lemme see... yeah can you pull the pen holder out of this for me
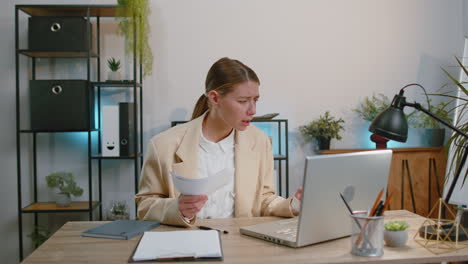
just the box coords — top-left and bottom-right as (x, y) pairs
(350, 211), (384, 257)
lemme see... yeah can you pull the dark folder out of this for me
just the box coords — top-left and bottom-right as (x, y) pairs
(81, 220), (160, 240)
(119, 102), (135, 156)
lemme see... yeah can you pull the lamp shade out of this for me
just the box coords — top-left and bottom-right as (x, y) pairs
(369, 106), (408, 143)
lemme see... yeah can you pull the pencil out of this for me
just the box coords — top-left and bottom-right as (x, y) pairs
(380, 192), (393, 216)
(368, 188), (384, 217)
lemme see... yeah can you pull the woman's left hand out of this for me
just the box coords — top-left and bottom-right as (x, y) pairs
(294, 187), (303, 201)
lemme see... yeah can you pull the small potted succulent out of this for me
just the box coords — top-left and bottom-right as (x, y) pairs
(299, 111), (345, 150)
(45, 172), (83, 207)
(107, 57), (122, 81)
(384, 220), (410, 247)
(108, 200), (130, 220)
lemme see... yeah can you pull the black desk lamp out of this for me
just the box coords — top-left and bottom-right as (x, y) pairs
(369, 83), (468, 205)
(369, 83), (468, 240)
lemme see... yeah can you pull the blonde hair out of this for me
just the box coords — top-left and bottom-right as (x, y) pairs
(191, 57), (260, 120)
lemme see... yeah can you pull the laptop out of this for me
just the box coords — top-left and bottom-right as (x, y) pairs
(240, 150), (392, 247)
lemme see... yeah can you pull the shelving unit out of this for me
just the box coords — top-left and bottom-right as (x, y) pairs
(171, 119), (289, 197)
(252, 119), (289, 197)
(15, 5), (143, 260)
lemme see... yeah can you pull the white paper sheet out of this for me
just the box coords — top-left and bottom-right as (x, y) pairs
(171, 168), (233, 195)
(132, 230), (222, 261)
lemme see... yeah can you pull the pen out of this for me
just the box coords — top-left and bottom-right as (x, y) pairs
(373, 200), (384, 216)
(380, 192), (393, 216)
(198, 225), (229, 234)
(368, 188), (384, 217)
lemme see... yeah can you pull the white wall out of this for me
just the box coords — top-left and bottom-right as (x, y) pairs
(0, 0), (466, 262)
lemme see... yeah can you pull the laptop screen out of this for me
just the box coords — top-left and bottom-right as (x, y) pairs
(296, 150), (392, 247)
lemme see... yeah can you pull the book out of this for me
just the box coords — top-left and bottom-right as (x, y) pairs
(81, 220), (160, 240)
(130, 230), (223, 262)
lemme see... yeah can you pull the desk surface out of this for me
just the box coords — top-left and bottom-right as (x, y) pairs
(22, 210), (468, 264)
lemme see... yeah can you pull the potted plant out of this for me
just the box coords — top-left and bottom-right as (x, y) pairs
(107, 57), (122, 81)
(108, 200), (130, 220)
(299, 111), (345, 150)
(413, 100), (453, 147)
(45, 172), (83, 207)
(116, 0), (153, 78)
(27, 225), (51, 248)
(384, 220), (409, 247)
(432, 56), (468, 185)
(353, 93), (391, 122)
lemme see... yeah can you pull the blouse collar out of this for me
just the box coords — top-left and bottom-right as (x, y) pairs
(199, 128), (235, 153)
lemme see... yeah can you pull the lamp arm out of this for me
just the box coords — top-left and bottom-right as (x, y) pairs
(405, 102), (468, 139)
(405, 101), (468, 205)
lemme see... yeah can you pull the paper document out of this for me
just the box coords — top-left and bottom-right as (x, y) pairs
(171, 168), (233, 195)
(132, 230), (223, 261)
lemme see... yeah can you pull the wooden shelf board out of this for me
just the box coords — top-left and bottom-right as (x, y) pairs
(19, 50), (98, 58)
(22, 201), (99, 212)
(274, 155), (286, 160)
(319, 147), (444, 154)
(18, 5), (120, 17)
(91, 153), (142, 159)
(20, 129), (98, 133)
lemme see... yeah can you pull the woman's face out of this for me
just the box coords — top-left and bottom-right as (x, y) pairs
(210, 81), (259, 131)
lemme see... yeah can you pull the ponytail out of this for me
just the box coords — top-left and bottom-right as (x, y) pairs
(192, 57), (260, 120)
(191, 94), (209, 120)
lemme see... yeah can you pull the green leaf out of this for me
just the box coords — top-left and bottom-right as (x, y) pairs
(384, 220), (409, 231)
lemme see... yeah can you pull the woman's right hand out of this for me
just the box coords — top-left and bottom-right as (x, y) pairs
(178, 195), (208, 219)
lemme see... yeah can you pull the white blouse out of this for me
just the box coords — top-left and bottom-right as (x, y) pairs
(192, 128), (300, 220)
(196, 129), (236, 219)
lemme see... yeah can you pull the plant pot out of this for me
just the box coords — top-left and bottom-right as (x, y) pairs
(56, 193), (71, 207)
(425, 128), (445, 147)
(107, 71), (122, 81)
(384, 229), (408, 247)
(316, 137), (331, 150)
(108, 212), (130, 221)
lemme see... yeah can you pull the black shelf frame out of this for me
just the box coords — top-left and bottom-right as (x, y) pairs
(170, 119), (289, 197)
(15, 5), (144, 261)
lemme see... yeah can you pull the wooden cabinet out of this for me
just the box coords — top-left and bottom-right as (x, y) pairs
(320, 147), (448, 217)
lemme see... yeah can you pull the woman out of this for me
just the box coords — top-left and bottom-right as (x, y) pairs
(136, 57), (302, 227)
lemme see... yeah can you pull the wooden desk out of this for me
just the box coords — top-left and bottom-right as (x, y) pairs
(22, 210), (468, 264)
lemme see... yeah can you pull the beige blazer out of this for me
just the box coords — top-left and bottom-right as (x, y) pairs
(136, 113), (294, 227)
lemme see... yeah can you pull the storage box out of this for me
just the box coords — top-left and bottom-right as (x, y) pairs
(28, 17), (90, 51)
(30, 80), (95, 131)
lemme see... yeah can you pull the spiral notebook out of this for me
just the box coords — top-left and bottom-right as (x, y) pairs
(129, 230), (223, 262)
